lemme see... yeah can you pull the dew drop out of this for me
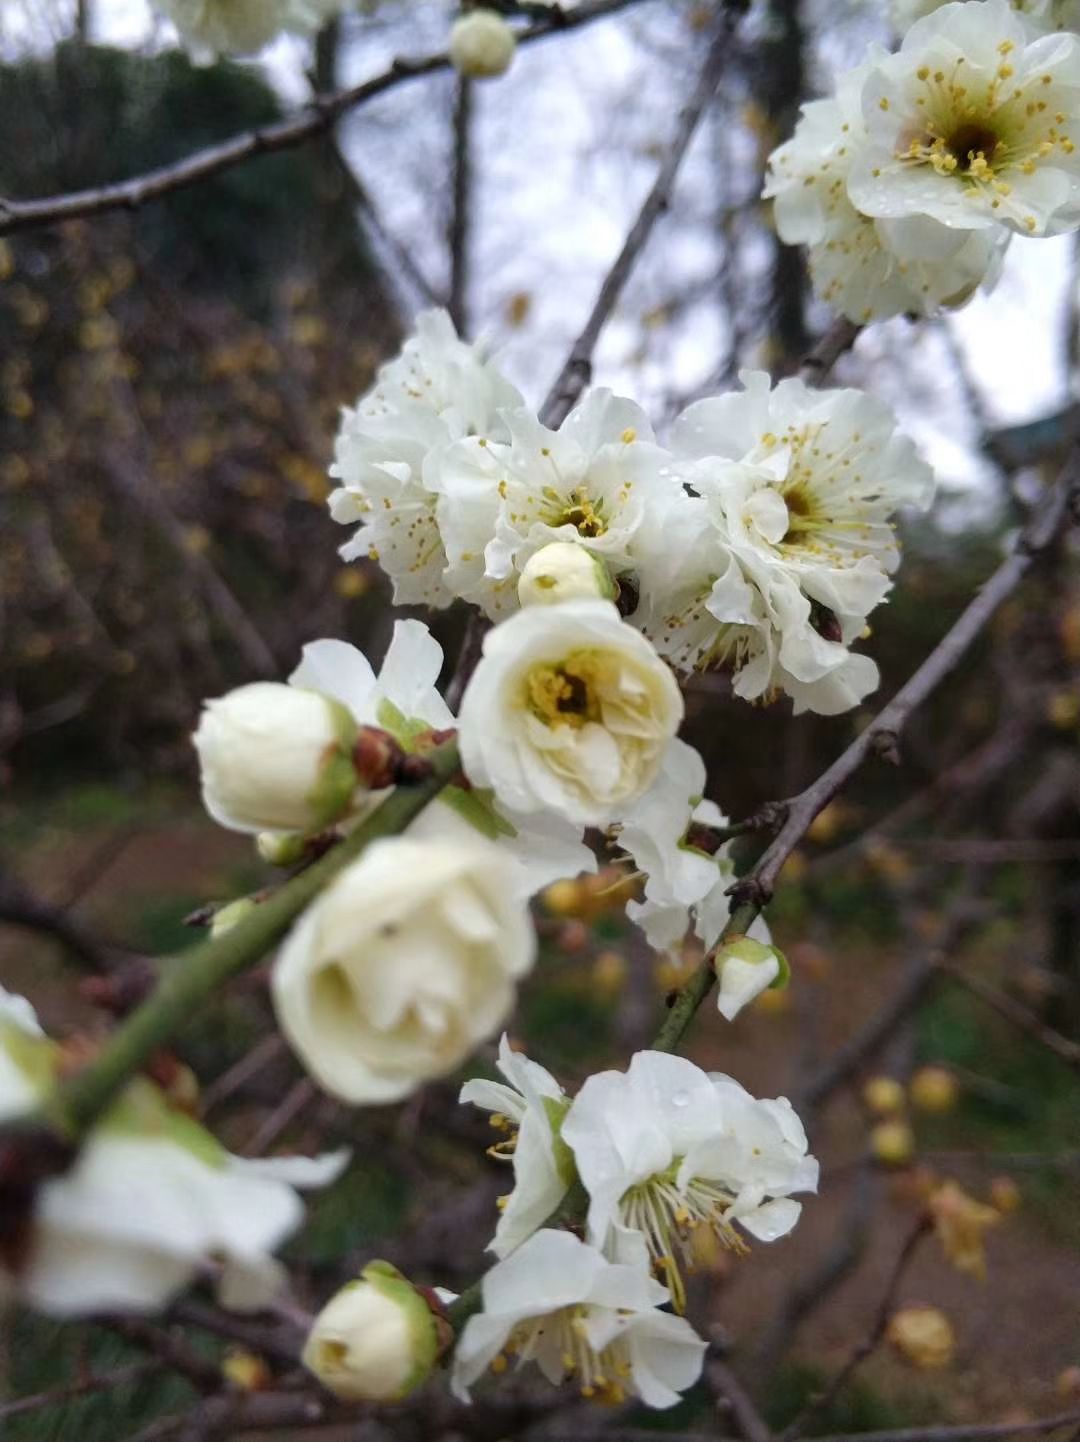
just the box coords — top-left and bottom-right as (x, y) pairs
(671, 1091), (690, 1108)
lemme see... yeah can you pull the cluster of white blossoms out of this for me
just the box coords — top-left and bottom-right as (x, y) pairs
(764, 0), (1080, 322)
(331, 309), (933, 715)
(0, 987), (347, 1316)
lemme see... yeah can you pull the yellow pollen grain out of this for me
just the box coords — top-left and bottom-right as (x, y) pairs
(879, 97), (889, 110)
(621, 427), (637, 444)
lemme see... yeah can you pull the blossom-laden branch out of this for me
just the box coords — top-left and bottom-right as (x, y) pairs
(0, 740), (460, 1170)
(0, 0), (653, 239)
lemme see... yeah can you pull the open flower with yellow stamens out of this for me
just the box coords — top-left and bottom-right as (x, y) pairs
(432, 389), (681, 620)
(460, 1036), (577, 1258)
(458, 600), (683, 826)
(849, 0), (1080, 238)
(450, 1229), (707, 1408)
(640, 372), (931, 714)
(330, 309), (522, 608)
(764, 61), (1010, 324)
(561, 1053), (818, 1314)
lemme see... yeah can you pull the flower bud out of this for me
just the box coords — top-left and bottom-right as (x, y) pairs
(210, 897), (258, 940)
(518, 543), (617, 608)
(909, 1065), (958, 1114)
(449, 8), (516, 78)
(302, 1262), (441, 1402)
(256, 831), (308, 867)
(887, 1306), (955, 1369)
(870, 1119), (916, 1167)
(194, 683), (360, 836)
(714, 936), (788, 1021)
(863, 1075), (906, 1116)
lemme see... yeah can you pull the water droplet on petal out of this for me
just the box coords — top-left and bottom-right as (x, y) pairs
(671, 1091), (690, 1108)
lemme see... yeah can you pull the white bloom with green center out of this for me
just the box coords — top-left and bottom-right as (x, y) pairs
(460, 1035), (576, 1258)
(193, 681), (360, 837)
(302, 1261), (441, 1402)
(849, 0), (1080, 238)
(458, 600), (684, 827)
(330, 309), (522, 608)
(450, 1229), (707, 1408)
(616, 739), (772, 960)
(432, 389), (682, 620)
(271, 836), (537, 1105)
(764, 62), (1010, 324)
(561, 1052), (818, 1312)
(158, 0), (343, 61)
(0, 995), (348, 1318)
(290, 620), (594, 896)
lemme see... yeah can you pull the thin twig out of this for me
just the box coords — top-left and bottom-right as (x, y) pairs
(779, 1218), (931, 1442)
(0, 0), (653, 238)
(733, 452), (1080, 912)
(709, 1358), (773, 1442)
(242, 1077), (318, 1156)
(539, 1), (748, 428)
(937, 958), (1080, 1070)
(0, 1362), (157, 1423)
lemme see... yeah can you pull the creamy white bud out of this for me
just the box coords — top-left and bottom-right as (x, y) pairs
(449, 9), (516, 77)
(194, 683), (359, 836)
(714, 936), (787, 1021)
(271, 836), (536, 1104)
(302, 1262), (441, 1402)
(517, 543), (617, 608)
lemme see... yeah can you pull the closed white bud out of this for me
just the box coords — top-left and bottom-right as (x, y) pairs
(518, 543), (617, 609)
(449, 8), (516, 77)
(714, 936), (787, 1021)
(302, 1262), (442, 1402)
(194, 683), (359, 837)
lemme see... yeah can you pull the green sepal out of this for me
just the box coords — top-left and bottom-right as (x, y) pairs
(359, 1260), (440, 1399)
(441, 784), (517, 841)
(541, 1095), (578, 1188)
(375, 698), (433, 753)
(102, 1076), (228, 1170)
(297, 692), (360, 830)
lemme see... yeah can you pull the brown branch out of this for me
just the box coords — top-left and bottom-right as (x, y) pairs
(448, 75), (474, 334)
(779, 1217), (932, 1442)
(575, 1414), (1080, 1442)
(798, 317), (862, 384)
(0, 0), (653, 239)
(241, 1076), (318, 1155)
(709, 1358), (773, 1442)
(937, 958), (1080, 1070)
(732, 452), (1080, 912)
(0, 1362), (157, 1423)
(539, 0), (748, 428)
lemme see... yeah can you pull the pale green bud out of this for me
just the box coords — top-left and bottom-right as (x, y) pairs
(449, 9), (516, 78)
(714, 935), (789, 1021)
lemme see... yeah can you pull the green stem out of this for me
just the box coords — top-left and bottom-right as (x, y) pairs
(43, 741), (460, 1144)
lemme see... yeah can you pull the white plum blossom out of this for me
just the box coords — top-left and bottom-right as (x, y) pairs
(460, 1035), (576, 1258)
(458, 600), (684, 826)
(764, 62), (1010, 323)
(450, 8), (517, 77)
(616, 739), (771, 960)
(271, 836), (537, 1105)
(450, 1229), (707, 1408)
(433, 390), (682, 619)
(158, 0), (343, 61)
(0, 993), (347, 1317)
(290, 620), (594, 897)
(640, 372), (933, 714)
(561, 1052), (818, 1312)
(849, 1), (1080, 239)
(302, 1262), (441, 1402)
(193, 682), (359, 836)
(330, 309), (522, 607)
